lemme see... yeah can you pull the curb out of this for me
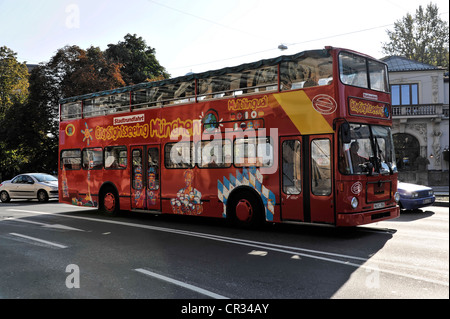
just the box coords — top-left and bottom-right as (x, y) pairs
(434, 201), (449, 207)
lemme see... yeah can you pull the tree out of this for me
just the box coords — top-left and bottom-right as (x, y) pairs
(0, 65), (59, 178)
(105, 33), (170, 85)
(11, 46), (126, 176)
(0, 47), (30, 179)
(382, 2), (449, 70)
(0, 46), (29, 117)
(0, 35), (169, 179)
(45, 45), (125, 99)
(64, 46), (125, 97)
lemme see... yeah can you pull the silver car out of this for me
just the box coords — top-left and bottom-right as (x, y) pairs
(0, 173), (59, 203)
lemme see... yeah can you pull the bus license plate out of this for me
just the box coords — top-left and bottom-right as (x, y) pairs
(374, 202), (385, 209)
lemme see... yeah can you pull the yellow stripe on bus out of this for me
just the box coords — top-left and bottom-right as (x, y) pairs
(273, 90), (333, 135)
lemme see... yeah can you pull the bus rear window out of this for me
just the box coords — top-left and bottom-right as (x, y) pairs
(61, 149), (81, 170)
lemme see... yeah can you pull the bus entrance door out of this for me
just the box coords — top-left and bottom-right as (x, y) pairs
(131, 145), (161, 212)
(280, 135), (334, 224)
(280, 137), (304, 221)
(308, 135), (334, 224)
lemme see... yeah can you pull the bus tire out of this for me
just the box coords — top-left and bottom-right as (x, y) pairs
(99, 186), (120, 216)
(227, 188), (264, 228)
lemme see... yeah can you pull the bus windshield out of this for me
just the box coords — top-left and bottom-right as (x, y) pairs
(339, 123), (397, 175)
(339, 52), (389, 92)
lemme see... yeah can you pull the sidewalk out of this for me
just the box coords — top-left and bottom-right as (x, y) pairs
(431, 186), (449, 196)
(431, 186), (449, 207)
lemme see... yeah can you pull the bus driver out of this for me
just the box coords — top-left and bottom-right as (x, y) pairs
(350, 141), (368, 173)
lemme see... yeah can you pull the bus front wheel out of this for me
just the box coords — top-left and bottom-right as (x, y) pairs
(100, 187), (120, 216)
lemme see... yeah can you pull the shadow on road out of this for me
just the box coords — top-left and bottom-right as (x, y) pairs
(390, 209), (434, 222)
(1, 202), (396, 299)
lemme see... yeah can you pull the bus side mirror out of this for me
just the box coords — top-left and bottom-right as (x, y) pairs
(340, 122), (351, 144)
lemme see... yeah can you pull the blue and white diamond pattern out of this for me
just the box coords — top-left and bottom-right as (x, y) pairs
(218, 167), (276, 221)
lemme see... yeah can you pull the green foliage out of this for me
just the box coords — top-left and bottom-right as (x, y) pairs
(0, 146), (29, 179)
(106, 33), (170, 85)
(43, 45), (125, 100)
(0, 46), (29, 118)
(0, 34), (169, 180)
(382, 2), (449, 70)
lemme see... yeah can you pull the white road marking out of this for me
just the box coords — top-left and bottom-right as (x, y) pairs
(134, 268), (228, 299)
(248, 250), (268, 256)
(6, 217), (85, 231)
(7, 208), (449, 286)
(9, 233), (68, 249)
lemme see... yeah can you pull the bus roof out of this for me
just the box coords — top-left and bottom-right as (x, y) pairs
(59, 48), (335, 104)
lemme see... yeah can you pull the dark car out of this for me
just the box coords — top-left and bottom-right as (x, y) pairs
(0, 173), (58, 203)
(397, 182), (435, 210)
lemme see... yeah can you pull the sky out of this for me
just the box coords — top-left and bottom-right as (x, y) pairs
(1, 0), (449, 78)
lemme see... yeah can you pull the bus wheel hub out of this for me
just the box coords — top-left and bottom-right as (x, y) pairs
(236, 199), (253, 222)
(104, 193), (115, 211)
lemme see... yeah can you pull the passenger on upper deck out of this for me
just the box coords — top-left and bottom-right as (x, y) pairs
(303, 72), (319, 88)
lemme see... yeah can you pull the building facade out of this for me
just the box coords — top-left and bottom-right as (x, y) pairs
(382, 56), (449, 186)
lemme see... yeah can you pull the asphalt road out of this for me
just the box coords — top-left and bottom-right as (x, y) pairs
(0, 200), (448, 305)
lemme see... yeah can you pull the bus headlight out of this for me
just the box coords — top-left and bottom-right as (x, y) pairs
(394, 192), (400, 203)
(351, 197), (358, 209)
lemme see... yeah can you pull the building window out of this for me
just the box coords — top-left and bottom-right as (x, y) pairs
(391, 84), (418, 106)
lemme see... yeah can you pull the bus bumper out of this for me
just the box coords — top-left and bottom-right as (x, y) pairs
(336, 206), (400, 227)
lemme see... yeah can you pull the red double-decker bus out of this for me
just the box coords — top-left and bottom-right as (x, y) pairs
(59, 46), (400, 227)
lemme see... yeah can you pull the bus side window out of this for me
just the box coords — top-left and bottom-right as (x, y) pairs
(164, 142), (194, 169)
(200, 140), (232, 168)
(105, 146), (127, 169)
(82, 148), (103, 170)
(234, 137), (273, 168)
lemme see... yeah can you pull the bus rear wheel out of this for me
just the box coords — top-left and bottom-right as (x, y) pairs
(228, 189), (263, 228)
(100, 187), (120, 216)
